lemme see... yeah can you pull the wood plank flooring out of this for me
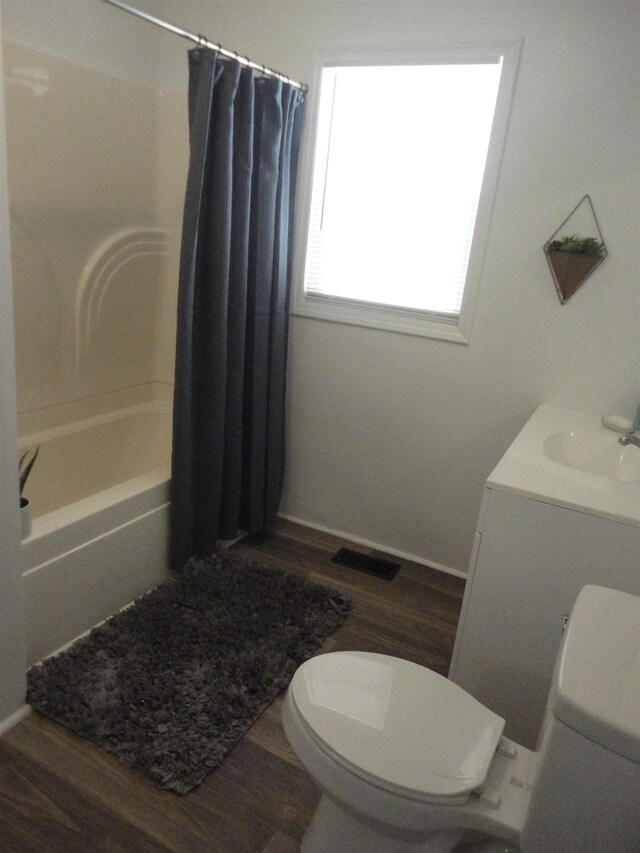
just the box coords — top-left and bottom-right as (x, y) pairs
(0, 519), (465, 852)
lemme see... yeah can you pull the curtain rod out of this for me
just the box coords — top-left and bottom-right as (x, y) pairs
(100, 0), (307, 93)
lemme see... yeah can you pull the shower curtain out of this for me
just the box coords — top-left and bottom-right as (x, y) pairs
(170, 49), (305, 567)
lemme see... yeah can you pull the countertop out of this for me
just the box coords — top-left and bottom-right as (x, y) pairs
(487, 404), (640, 527)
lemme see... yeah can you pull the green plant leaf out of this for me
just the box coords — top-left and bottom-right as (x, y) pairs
(19, 445), (39, 495)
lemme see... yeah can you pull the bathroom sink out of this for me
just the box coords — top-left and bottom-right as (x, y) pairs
(487, 405), (640, 526)
(543, 431), (640, 482)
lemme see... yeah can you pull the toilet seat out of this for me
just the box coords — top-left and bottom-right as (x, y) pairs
(289, 651), (505, 804)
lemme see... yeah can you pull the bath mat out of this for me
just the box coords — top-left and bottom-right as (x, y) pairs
(26, 551), (352, 794)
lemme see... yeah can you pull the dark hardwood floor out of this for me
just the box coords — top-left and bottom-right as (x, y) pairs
(0, 519), (465, 852)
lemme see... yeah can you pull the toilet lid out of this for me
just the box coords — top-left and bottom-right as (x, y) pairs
(290, 651), (505, 803)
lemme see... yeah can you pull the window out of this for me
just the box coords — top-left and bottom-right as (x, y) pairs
(293, 44), (521, 342)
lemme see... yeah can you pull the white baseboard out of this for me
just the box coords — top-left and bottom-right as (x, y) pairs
(277, 513), (468, 580)
(0, 704), (30, 737)
(218, 530), (247, 548)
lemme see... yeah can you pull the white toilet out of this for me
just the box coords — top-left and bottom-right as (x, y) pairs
(282, 585), (640, 852)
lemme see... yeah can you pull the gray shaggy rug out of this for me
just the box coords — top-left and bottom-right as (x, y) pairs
(26, 551), (352, 793)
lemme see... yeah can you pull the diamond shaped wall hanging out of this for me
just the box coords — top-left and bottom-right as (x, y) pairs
(543, 195), (607, 304)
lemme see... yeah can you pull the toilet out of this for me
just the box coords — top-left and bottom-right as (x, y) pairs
(282, 585), (640, 852)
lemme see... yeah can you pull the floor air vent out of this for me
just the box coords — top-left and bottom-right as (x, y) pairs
(331, 548), (400, 581)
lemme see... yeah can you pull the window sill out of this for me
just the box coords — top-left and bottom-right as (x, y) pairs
(291, 295), (471, 343)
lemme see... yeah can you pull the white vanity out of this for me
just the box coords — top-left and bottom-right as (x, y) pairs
(449, 404), (640, 749)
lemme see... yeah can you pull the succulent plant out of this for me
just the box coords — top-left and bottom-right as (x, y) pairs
(546, 234), (605, 256)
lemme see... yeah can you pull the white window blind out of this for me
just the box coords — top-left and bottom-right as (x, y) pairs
(304, 62), (503, 320)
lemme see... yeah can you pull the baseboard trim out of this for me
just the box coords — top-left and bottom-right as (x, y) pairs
(0, 704), (31, 736)
(277, 513), (468, 580)
(218, 531), (247, 549)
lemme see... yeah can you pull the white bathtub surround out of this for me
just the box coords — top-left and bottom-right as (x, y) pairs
(2, 37), (181, 413)
(20, 383), (173, 666)
(19, 384), (172, 518)
(0, 0), (182, 732)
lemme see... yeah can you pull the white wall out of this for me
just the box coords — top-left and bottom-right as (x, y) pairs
(0, 11), (27, 731)
(154, 0), (639, 574)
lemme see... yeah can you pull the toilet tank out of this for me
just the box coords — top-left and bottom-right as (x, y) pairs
(521, 585), (640, 853)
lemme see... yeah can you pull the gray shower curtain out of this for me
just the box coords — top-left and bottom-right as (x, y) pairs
(170, 49), (305, 567)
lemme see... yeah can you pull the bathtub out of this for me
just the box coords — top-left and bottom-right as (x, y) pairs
(19, 384), (173, 665)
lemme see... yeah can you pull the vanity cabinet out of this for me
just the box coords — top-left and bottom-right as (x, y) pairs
(449, 405), (640, 750)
